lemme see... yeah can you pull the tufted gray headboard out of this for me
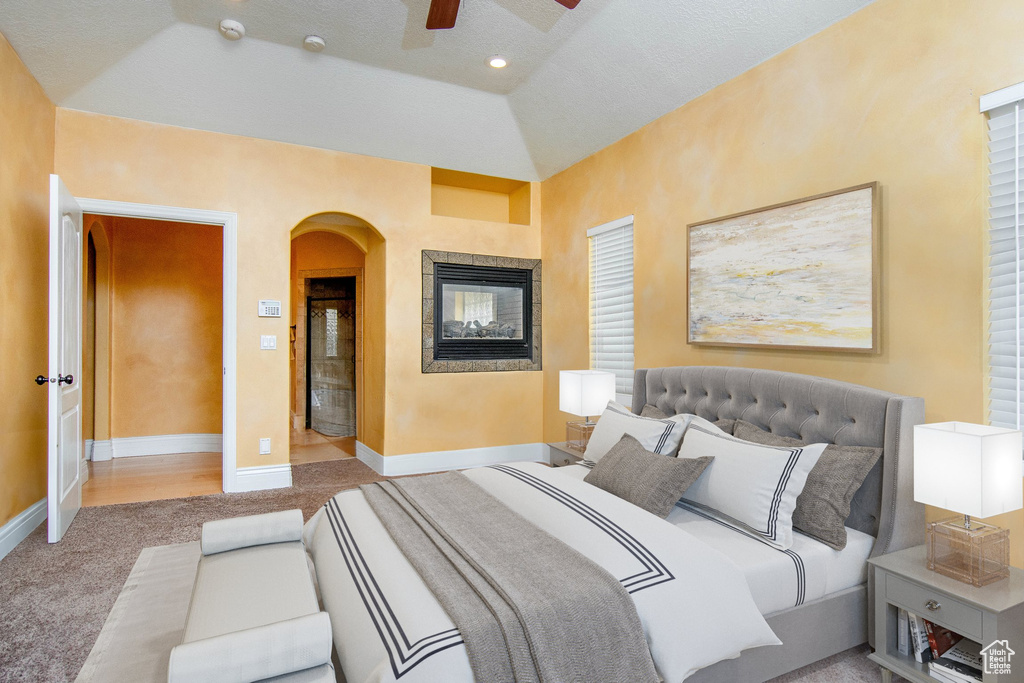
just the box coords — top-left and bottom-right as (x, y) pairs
(632, 366), (925, 558)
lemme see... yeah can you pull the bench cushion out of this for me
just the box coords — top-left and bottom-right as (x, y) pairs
(183, 541), (319, 643)
(168, 613), (332, 683)
(201, 509), (304, 556)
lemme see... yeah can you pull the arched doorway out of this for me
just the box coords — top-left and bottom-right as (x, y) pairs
(289, 212), (385, 463)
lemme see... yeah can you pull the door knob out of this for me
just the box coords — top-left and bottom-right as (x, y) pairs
(58, 374), (74, 386)
(35, 375), (49, 385)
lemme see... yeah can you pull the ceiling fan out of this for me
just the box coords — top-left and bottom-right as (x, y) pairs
(426, 0), (582, 30)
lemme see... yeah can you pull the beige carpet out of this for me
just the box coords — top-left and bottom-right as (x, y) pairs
(74, 542), (200, 683)
(0, 458), (382, 683)
(0, 457), (900, 682)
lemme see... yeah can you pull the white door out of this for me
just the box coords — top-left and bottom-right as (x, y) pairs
(47, 175), (83, 543)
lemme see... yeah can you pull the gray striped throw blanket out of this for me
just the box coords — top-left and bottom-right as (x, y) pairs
(361, 472), (659, 683)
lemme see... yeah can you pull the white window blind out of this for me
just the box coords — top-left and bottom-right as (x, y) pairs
(986, 94), (1024, 430)
(589, 216), (634, 404)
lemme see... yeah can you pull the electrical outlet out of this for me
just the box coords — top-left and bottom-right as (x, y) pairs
(259, 438), (271, 455)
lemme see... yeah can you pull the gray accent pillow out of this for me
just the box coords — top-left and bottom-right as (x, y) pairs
(640, 404), (668, 418)
(846, 458), (883, 538)
(584, 434), (713, 518)
(731, 420), (882, 550)
(640, 405), (736, 434)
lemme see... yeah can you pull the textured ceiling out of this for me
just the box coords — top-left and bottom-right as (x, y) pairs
(0, 0), (873, 181)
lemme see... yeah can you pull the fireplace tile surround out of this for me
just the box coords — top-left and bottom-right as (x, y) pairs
(422, 250), (541, 373)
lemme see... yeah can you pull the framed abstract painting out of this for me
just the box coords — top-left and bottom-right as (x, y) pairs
(687, 182), (879, 352)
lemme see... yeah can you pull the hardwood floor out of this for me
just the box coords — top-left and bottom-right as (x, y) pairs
(81, 429), (355, 507)
(289, 428), (356, 464)
(82, 452), (222, 507)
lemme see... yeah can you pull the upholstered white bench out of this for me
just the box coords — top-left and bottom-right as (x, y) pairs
(167, 510), (335, 683)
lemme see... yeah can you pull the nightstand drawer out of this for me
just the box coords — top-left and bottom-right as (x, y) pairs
(886, 574), (983, 639)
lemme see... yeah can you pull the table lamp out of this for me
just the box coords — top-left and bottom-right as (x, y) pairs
(914, 422), (1023, 586)
(559, 370), (616, 453)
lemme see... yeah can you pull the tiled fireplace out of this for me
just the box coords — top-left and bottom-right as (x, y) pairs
(422, 250), (541, 373)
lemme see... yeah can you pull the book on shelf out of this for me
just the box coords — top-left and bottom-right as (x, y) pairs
(897, 607), (910, 656)
(929, 638), (983, 682)
(907, 611), (933, 663)
(929, 667), (966, 683)
(924, 618), (962, 659)
(927, 666), (971, 683)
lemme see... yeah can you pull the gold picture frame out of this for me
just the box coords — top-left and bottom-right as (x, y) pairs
(687, 182), (880, 352)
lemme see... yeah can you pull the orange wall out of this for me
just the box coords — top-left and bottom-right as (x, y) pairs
(54, 110), (544, 464)
(102, 216), (223, 438)
(0, 32), (54, 528)
(289, 230), (366, 417)
(83, 233), (96, 440)
(540, 0), (1024, 565)
(84, 216), (114, 443)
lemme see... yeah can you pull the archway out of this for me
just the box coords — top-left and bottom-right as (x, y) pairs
(289, 212), (386, 461)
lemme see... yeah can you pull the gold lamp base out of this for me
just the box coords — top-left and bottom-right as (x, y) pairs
(565, 420), (595, 453)
(927, 516), (1009, 587)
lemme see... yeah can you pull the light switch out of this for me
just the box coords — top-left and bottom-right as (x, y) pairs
(259, 438), (271, 455)
(260, 335), (277, 350)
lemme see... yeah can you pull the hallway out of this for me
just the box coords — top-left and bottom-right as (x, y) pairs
(81, 428), (355, 507)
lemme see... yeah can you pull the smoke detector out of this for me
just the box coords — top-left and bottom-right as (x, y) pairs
(219, 19), (245, 41)
(303, 35), (326, 52)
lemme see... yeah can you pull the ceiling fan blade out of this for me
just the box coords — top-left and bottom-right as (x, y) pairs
(552, 0), (581, 8)
(426, 0), (460, 29)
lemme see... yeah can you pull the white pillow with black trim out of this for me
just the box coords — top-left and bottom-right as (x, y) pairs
(584, 403), (727, 464)
(677, 425), (826, 550)
(583, 402), (688, 464)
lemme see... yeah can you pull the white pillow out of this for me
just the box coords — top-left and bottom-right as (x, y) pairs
(677, 425), (825, 549)
(584, 402), (688, 463)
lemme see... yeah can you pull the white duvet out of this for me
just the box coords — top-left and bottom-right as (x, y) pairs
(306, 462), (780, 683)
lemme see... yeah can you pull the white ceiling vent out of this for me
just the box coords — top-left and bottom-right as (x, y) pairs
(218, 20), (245, 41)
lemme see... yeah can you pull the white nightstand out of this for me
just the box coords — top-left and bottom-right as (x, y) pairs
(868, 545), (1024, 683)
(546, 442), (583, 467)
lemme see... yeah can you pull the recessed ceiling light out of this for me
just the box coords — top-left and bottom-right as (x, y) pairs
(219, 19), (245, 41)
(303, 35), (326, 52)
(488, 55), (508, 69)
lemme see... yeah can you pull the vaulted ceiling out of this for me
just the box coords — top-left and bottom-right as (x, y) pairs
(0, 0), (872, 180)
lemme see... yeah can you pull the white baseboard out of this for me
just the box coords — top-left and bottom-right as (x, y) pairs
(85, 438), (94, 461)
(355, 441), (385, 473)
(0, 499), (46, 561)
(90, 434), (223, 459)
(234, 464), (292, 492)
(355, 441), (546, 476)
(92, 440), (113, 461)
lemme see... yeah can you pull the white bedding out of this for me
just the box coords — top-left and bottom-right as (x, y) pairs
(307, 462), (780, 683)
(561, 464), (875, 615)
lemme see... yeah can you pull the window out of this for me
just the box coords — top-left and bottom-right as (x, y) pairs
(983, 83), (1024, 429)
(325, 308), (338, 358)
(589, 216), (635, 405)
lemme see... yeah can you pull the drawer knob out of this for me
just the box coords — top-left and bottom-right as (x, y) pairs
(925, 599), (941, 612)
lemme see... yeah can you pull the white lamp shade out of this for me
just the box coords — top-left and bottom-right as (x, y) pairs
(914, 422), (1023, 518)
(559, 370), (616, 417)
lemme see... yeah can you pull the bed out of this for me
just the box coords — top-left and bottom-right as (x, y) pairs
(305, 366), (925, 682)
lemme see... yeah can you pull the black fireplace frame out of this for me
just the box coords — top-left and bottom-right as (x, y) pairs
(433, 262), (533, 361)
